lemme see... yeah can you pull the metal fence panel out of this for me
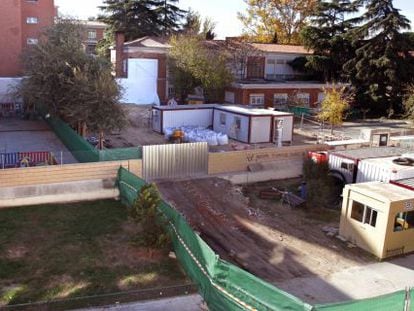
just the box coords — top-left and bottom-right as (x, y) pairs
(143, 143), (208, 180)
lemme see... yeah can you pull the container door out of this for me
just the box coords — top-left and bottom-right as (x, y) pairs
(274, 118), (284, 147)
(379, 134), (388, 147)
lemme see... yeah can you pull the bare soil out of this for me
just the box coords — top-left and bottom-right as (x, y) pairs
(157, 178), (373, 283)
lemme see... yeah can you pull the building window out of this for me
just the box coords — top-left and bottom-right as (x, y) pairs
(85, 45), (96, 55)
(273, 93), (288, 107)
(26, 17), (39, 24)
(168, 86), (175, 98)
(234, 117), (241, 130)
(351, 201), (377, 227)
(220, 113), (226, 126)
(27, 38), (38, 45)
(318, 92), (325, 104)
(394, 211), (414, 231)
(249, 94), (265, 106)
(267, 59), (276, 65)
(296, 93), (310, 106)
(340, 161), (354, 172)
(247, 57), (265, 79)
(87, 30), (97, 40)
(276, 59), (285, 65)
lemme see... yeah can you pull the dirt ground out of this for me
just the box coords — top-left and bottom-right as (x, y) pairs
(157, 178), (373, 285)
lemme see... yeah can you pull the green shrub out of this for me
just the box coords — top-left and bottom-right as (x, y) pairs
(303, 158), (341, 209)
(131, 184), (170, 249)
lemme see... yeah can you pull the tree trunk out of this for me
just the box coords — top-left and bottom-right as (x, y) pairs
(81, 122), (87, 137)
(330, 124), (334, 135)
(98, 131), (104, 150)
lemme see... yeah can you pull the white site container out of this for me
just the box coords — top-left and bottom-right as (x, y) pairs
(212, 106), (294, 144)
(356, 156), (414, 183)
(328, 147), (408, 184)
(152, 104), (216, 134)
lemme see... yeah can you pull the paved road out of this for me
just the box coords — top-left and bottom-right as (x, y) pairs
(297, 118), (413, 141)
(75, 295), (205, 311)
(278, 253), (414, 304)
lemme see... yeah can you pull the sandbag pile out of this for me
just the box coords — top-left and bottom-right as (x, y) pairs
(164, 126), (229, 146)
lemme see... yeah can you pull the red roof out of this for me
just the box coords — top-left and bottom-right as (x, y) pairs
(251, 43), (313, 54)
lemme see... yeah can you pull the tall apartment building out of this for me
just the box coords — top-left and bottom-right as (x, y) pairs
(0, 0), (56, 77)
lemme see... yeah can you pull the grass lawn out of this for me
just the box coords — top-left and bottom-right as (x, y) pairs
(0, 200), (189, 307)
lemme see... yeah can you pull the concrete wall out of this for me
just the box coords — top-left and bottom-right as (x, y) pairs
(0, 179), (120, 208)
(0, 159), (142, 187)
(208, 144), (330, 175)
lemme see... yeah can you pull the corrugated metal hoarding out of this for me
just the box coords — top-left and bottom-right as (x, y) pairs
(142, 142), (208, 180)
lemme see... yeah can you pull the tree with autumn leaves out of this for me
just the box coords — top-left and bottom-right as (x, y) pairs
(238, 0), (317, 44)
(318, 87), (352, 134)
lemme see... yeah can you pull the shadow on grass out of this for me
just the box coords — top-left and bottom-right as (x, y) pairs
(0, 200), (189, 308)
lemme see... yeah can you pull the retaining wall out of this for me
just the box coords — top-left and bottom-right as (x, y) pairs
(0, 179), (120, 208)
(208, 144), (331, 175)
(0, 160), (142, 188)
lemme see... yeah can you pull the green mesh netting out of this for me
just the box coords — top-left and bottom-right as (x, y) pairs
(45, 117), (99, 163)
(116, 167), (308, 311)
(313, 290), (406, 311)
(116, 167), (411, 311)
(99, 147), (142, 161)
(44, 115), (142, 162)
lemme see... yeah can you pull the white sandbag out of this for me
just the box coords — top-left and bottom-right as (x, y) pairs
(217, 134), (229, 145)
(164, 127), (174, 139)
(206, 135), (218, 146)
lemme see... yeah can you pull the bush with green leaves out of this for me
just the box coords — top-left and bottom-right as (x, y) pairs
(131, 184), (170, 249)
(17, 19), (126, 147)
(303, 158), (342, 209)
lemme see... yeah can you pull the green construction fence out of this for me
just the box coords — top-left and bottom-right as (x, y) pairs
(116, 167), (413, 311)
(313, 290), (407, 311)
(117, 167), (310, 311)
(43, 114), (142, 163)
(45, 116), (99, 163)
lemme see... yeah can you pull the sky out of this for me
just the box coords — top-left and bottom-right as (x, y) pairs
(55, 0), (414, 39)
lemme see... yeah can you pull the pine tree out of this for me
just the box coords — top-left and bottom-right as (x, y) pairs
(182, 10), (217, 40)
(153, 0), (186, 36)
(344, 0), (413, 115)
(300, 0), (359, 81)
(131, 184), (170, 250)
(98, 0), (162, 41)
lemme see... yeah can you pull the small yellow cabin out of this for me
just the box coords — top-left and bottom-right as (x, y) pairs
(340, 182), (414, 259)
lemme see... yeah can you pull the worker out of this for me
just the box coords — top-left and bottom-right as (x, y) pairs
(299, 181), (307, 200)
